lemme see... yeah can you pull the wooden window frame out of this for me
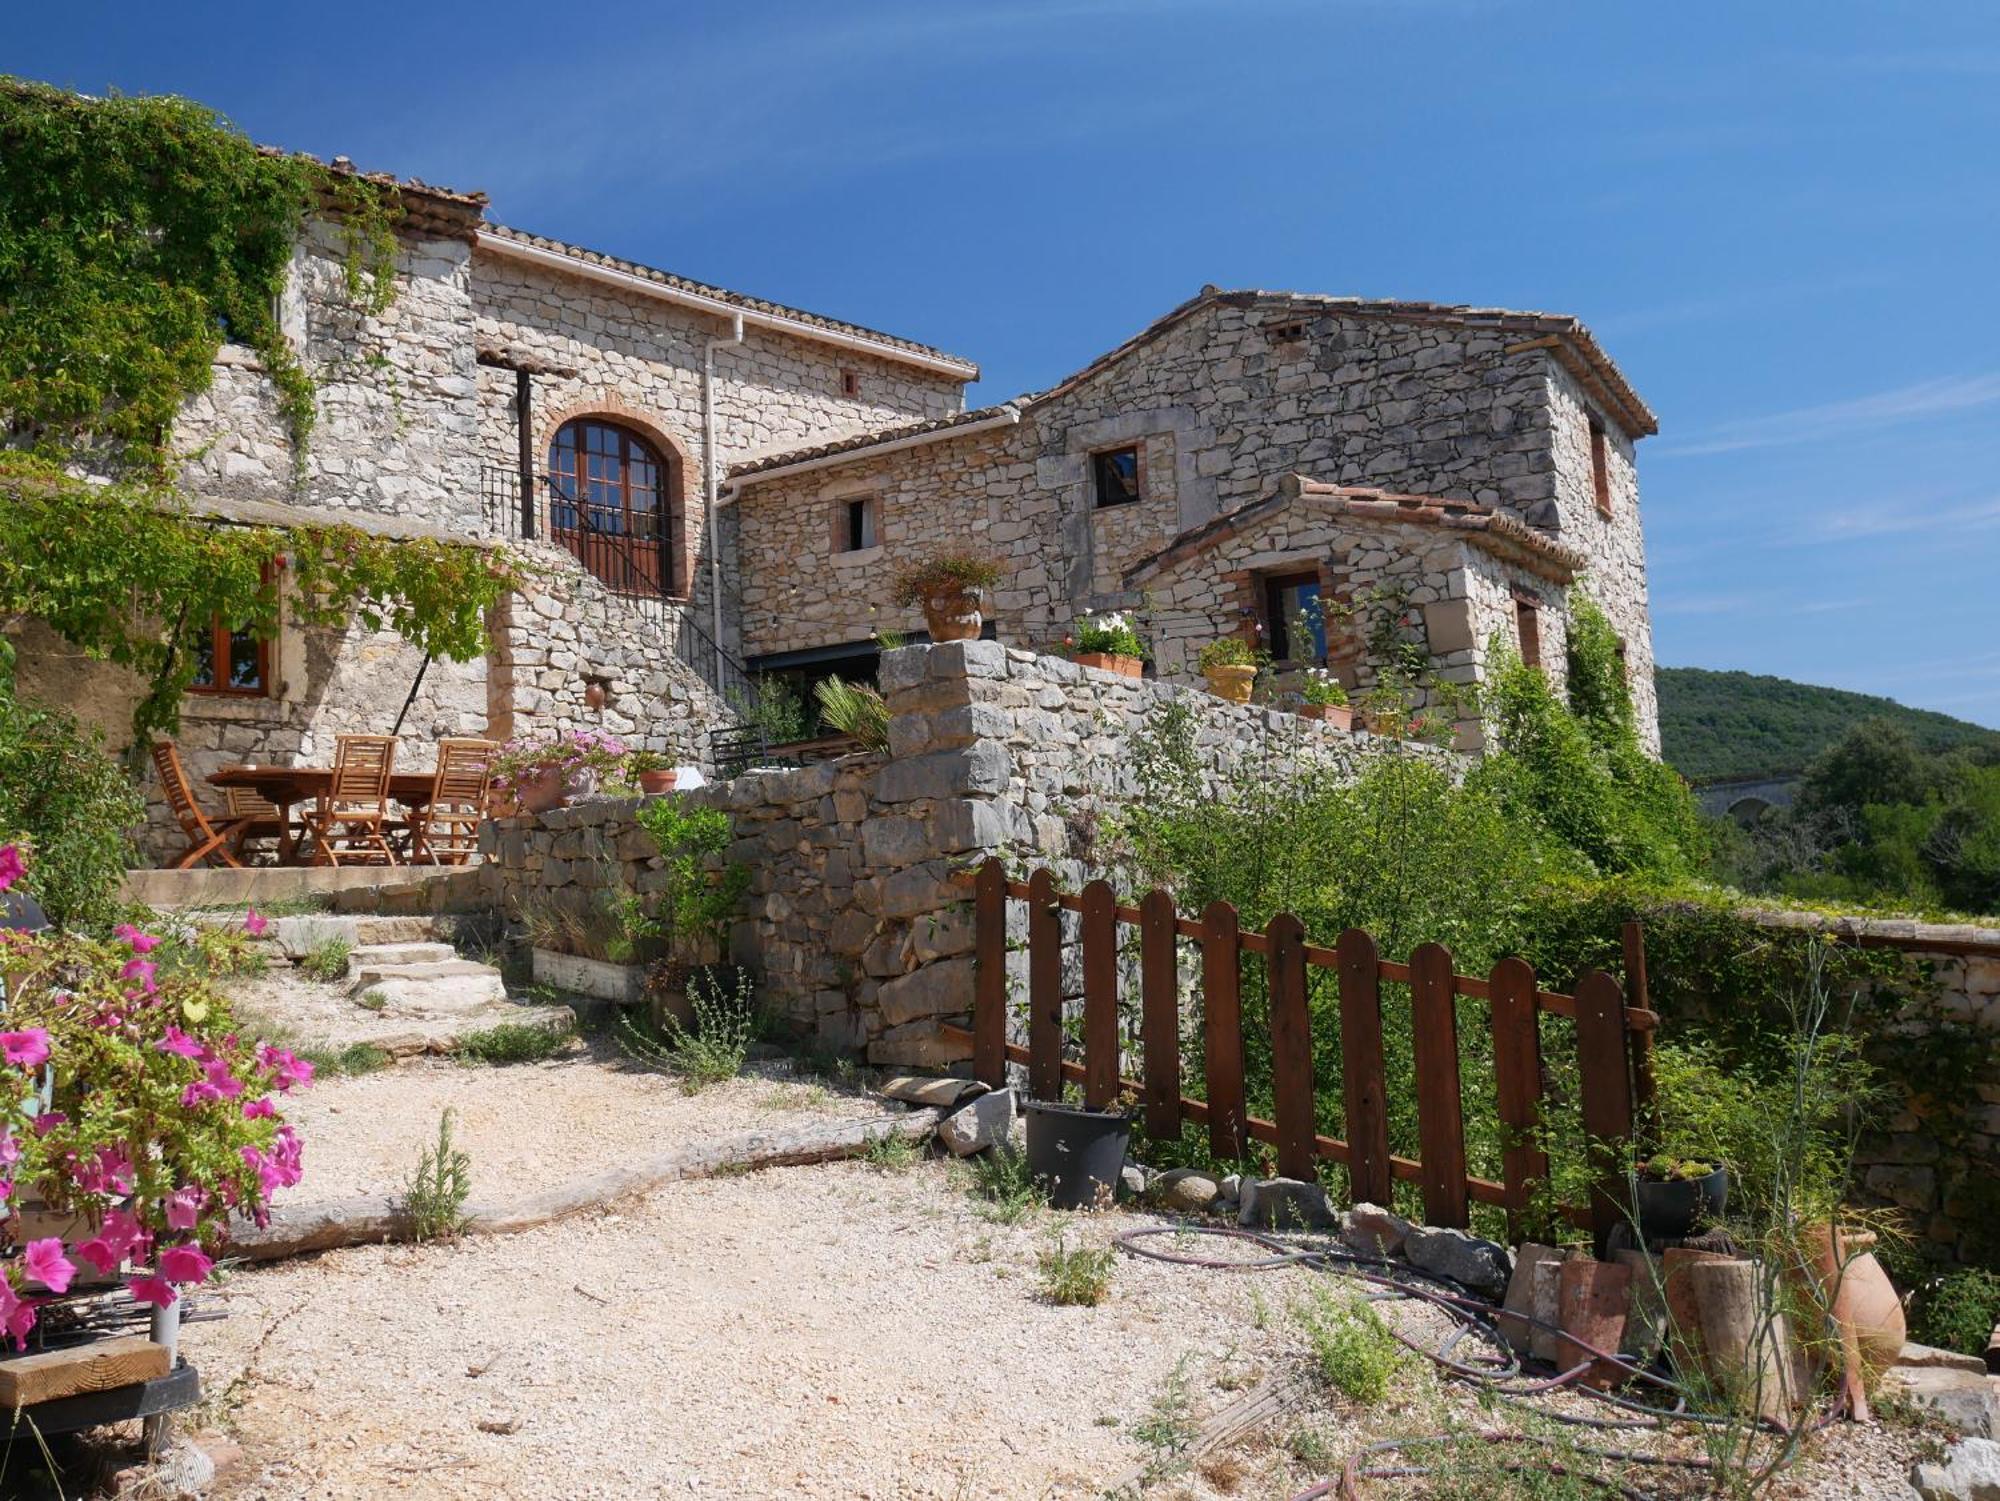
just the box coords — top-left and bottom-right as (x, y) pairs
(1091, 444), (1143, 510)
(547, 418), (680, 596)
(1589, 416), (1612, 518)
(188, 610), (272, 699)
(837, 494), (880, 553)
(1263, 569), (1326, 664)
(1513, 592), (1542, 671)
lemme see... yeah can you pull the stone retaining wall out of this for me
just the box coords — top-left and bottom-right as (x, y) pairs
(485, 640), (1453, 1066)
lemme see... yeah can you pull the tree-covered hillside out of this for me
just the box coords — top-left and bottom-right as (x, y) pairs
(1657, 667), (2000, 783)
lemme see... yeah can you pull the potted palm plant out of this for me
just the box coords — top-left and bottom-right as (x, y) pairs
(1197, 637), (1259, 703)
(1297, 668), (1352, 729)
(1065, 611), (1146, 678)
(892, 553), (1002, 643)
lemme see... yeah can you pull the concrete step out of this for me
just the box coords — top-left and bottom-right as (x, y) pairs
(348, 960), (508, 1013)
(345, 942), (459, 973)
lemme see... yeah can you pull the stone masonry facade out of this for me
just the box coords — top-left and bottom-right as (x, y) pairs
(729, 290), (1662, 752)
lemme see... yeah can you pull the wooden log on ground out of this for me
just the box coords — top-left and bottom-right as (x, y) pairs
(1101, 1376), (1305, 1493)
(1613, 1248), (1666, 1364)
(1661, 1246), (1736, 1379)
(1679, 1257), (1805, 1426)
(228, 1108), (945, 1263)
(0, 1335), (170, 1408)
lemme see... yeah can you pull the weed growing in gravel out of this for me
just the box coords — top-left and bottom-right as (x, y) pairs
(1035, 1232), (1115, 1306)
(403, 1108), (472, 1242)
(1126, 1353), (1198, 1481)
(862, 1131), (923, 1172)
(454, 1022), (570, 1065)
(757, 1083), (831, 1112)
(619, 967), (755, 1092)
(1287, 1425), (1340, 1471)
(1293, 1282), (1401, 1403)
(299, 936), (353, 983)
(355, 989), (389, 1012)
(963, 1146), (1046, 1224)
(1248, 1284), (1271, 1331)
(296, 1041), (390, 1077)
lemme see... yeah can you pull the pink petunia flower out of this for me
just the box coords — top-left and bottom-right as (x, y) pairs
(201, 1058), (243, 1099)
(158, 1245), (213, 1285)
(125, 1275), (178, 1310)
(120, 957), (158, 996)
(256, 1044), (314, 1092)
(23, 1238), (74, 1294)
(242, 906), (269, 937)
(113, 923), (163, 954)
(29, 1111), (66, 1136)
(165, 1185), (207, 1232)
(0, 1131), (19, 1168)
(0, 844), (22, 894)
(0, 1282), (36, 1350)
(241, 1096), (274, 1120)
(72, 1238), (118, 1276)
(0, 1030), (51, 1069)
(156, 1026), (206, 1060)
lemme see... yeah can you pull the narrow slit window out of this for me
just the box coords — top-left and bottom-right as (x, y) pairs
(840, 369), (861, 398)
(1590, 417), (1612, 517)
(1514, 596), (1542, 670)
(842, 496), (878, 552)
(1092, 446), (1141, 509)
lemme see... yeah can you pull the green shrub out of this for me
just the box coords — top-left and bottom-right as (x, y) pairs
(1293, 1282), (1400, 1403)
(403, 1108), (472, 1242)
(0, 669), (144, 929)
(296, 1040), (391, 1077)
(632, 798), (749, 960)
(1035, 1233), (1116, 1306)
(453, 1021), (570, 1065)
(621, 966), (756, 1093)
(964, 1146), (1047, 1224)
(1910, 1268), (2000, 1358)
(299, 935), (353, 983)
(814, 676), (890, 751)
(355, 989), (389, 1013)
(861, 1130), (923, 1172)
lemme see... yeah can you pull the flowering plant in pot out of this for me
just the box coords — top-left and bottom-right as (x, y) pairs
(1064, 611), (1146, 678)
(891, 553), (1002, 643)
(1296, 668), (1351, 728)
(1196, 637), (1260, 703)
(491, 730), (631, 813)
(0, 848), (308, 1336)
(625, 748), (678, 796)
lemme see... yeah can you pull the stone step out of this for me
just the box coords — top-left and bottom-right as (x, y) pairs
(344, 942), (459, 973)
(349, 958), (501, 988)
(349, 962), (511, 1016)
(263, 914), (437, 958)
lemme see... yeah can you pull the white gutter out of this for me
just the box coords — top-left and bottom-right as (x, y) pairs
(703, 312), (745, 683)
(720, 406), (1024, 501)
(476, 230), (980, 381)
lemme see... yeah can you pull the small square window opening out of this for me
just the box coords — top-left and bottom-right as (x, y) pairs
(1264, 571), (1327, 662)
(1092, 446), (1141, 508)
(839, 369), (861, 398)
(1268, 320), (1308, 344)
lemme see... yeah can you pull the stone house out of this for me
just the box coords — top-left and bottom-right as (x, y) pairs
(725, 287), (1660, 749)
(11, 151), (1663, 861)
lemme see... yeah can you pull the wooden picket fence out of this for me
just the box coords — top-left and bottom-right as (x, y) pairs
(946, 858), (1660, 1246)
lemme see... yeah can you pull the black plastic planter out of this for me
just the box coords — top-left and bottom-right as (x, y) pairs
(1634, 1166), (1729, 1240)
(1022, 1098), (1132, 1210)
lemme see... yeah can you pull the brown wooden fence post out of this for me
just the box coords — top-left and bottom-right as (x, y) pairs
(1027, 868), (1062, 1101)
(1080, 880), (1119, 1110)
(1488, 956), (1549, 1236)
(1409, 942), (1470, 1228)
(973, 858), (1007, 1089)
(1200, 901), (1247, 1160)
(1139, 889), (1181, 1143)
(1266, 913), (1316, 1182)
(1337, 929), (1393, 1207)
(1575, 969), (1636, 1255)
(1621, 921), (1660, 1156)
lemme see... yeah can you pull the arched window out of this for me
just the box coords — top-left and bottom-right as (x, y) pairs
(546, 418), (680, 596)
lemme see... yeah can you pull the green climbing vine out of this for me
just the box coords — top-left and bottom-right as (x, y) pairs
(0, 81), (517, 752)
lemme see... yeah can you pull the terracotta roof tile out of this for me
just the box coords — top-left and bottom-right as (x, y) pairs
(478, 224), (979, 375)
(727, 401), (1028, 480)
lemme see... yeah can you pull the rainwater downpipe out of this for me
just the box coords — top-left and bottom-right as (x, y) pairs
(702, 312), (745, 685)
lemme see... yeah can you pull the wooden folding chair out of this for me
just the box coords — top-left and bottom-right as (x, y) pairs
(150, 741), (245, 870)
(300, 735), (398, 867)
(406, 739), (498, 865)
(223, 785), (292, 864)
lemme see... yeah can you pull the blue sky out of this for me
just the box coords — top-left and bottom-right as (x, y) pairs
(14, 1), (2000, 726)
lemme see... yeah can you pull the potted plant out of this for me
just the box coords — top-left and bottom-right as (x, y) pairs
(1022, 1098), (1133, 1210)
(626, 749), (678, 796)
(492, 731), (631, 814)
(1297, 668), (1352, 729)
(1356, 684), (1411, 737)
(892, 553), (1002, 643)
(1634, 1153), (1731, 1240)
(1197, 637), (1259, 703)
(1065, 611), (1147, 678)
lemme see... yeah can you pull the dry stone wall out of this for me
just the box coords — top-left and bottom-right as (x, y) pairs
(486, 640), (1458, 1065)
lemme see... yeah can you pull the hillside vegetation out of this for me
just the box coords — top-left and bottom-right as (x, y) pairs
(1657, 666), (2000, 782)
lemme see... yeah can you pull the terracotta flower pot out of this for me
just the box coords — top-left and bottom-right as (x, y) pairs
(1203, 663), (1257, 703)
(637, 769), (678, 795)
(1300, 703), (1354, 730)
(1798, 1224), (1904, 1418)
(921, 589), (983, 643)
(1556, 1258), (1633, 1390)
(516, 766), (567, 814)
(1073, 651), (1143, 679)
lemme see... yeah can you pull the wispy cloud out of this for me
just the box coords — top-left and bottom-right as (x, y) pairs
(1797, 494), (2000, 546)
(1594, 272), (1885, 340)
(1656, 374), (2000, 458)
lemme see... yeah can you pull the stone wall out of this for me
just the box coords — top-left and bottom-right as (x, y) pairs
(730, 294), (1658, 747)
(485, 640), (1458, 1065)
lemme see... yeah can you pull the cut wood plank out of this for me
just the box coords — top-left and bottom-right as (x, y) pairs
(0, 1335), (170, 1408)
(1101, 1376), (1306, 1493)
(1200, 901), (1246, 1159)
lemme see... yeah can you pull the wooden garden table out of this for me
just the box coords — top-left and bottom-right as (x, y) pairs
(206, 764), (439, 865)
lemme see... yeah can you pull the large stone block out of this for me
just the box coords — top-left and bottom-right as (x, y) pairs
(873, 742), (1012, 804)
(868, 1019), (970, 1069)
(875, 957), (975, 1026)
